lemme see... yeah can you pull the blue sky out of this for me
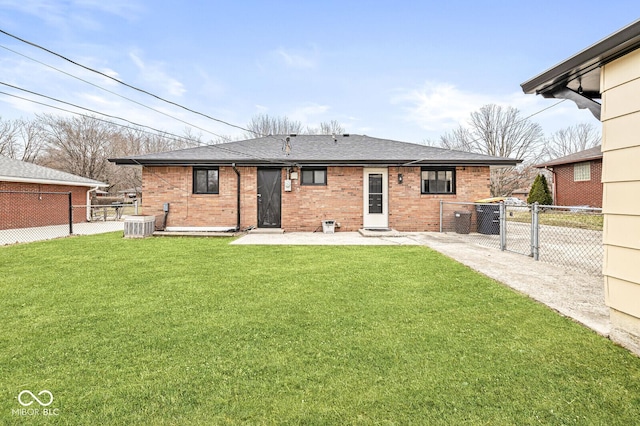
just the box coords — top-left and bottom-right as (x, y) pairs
(0, 1), (639, 144)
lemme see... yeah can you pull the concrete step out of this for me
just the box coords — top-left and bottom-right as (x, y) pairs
(248, 228), (285, 234)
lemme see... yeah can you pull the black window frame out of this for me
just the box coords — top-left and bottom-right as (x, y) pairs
(192, 167), (220, 194)
(300, 167), (327, 186)
(420, 167), (456, 195)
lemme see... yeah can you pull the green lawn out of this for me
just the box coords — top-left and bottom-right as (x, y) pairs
(508, 210), (603, 231)
(1, 233), (638, 425)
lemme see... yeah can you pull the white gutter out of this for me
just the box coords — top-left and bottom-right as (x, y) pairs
(0, 176), (108, 188)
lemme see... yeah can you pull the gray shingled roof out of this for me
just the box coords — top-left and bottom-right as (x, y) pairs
(0, 156), (107, 187)
(535, 145), (602, 168)
(109, 134), (520, 166)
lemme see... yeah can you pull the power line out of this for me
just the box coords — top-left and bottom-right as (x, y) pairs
(0, 89), (289, 201)
(0, 89), (200, 146)
(0, 43), (232, 142)
(0, 27), (260, 137)
(403, 99), (568, 166)
(0, 85), (294, 166)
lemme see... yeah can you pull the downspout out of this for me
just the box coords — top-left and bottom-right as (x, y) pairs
(546, 166), (557, 204)
(232, 163), (241, 231)
(86, 186), (100, 221)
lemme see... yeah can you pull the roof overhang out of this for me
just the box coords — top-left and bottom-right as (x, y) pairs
(521, 19), (640, 120)
(535, 154), (602, 169)
(112, 159), (521, 168)
(0, 176), (108, 188)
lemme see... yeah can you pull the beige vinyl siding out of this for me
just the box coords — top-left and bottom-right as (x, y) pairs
(601, 144), (640, 182)
(604, 215), (640, 250)
(601, 47), (640, 342)
(603, 181), (640, 214)
(602, 111), (640, 151)
(605, 276), (640, 317)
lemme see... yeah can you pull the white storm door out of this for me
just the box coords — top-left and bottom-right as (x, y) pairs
(363, 168), (388, 229)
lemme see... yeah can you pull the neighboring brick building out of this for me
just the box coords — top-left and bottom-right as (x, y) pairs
(0, 156), (107, 230)
(535, 146), (603, 207)
(110, 134), (519, 232)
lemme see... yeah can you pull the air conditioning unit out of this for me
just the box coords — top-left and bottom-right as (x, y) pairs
(124, 215), (155, 238)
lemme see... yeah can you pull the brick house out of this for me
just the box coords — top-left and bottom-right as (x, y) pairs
(110, 134), (519, 232)
(0, 156), (107, 230)
(535, 145), (602, 207)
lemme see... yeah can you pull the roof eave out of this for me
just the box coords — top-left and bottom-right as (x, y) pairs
(535, 154), (603, 168)
(0, 176), (108, 187)
(111, 158), (520, 167)
(521, 19), (640, 96)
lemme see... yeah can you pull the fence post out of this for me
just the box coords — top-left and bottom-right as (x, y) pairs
(499, 201), (506, 251)
(68, 192), (73, 235)
(439, 200), (443, 233)
(134, 200), (139, 215)
(531, 202), (539, 261)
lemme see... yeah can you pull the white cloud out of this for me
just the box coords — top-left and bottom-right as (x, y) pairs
(392, 82), (490, 132)
(288, 103), (330, 125)
(0, 0), (142, 30)
(392, 82), (600, 138)
(73, 0), (143, 20)
(129, 51), (186, 97)
(273, 47), (317, 69)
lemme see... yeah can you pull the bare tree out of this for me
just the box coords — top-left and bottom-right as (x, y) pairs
(439, 125), (474, 152)
(543, 123), (601, 160)
(245, 114), (347, 138)
(16, 118), (45, 162)
(245, 114), (304, 138)
(438, 104), (545, 196)
(307, 120), (345, 135)
(36, 114), (117, 183)
(0, 117), (19, 158)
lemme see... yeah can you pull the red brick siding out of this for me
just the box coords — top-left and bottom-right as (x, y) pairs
(0, 181), (89, 230)
(551, 160), (602, 207)
(143, 165), (492, 232)
(142, 166), (253, 229)
(282, 167), (363, 231)
(389, 166), (491, 231)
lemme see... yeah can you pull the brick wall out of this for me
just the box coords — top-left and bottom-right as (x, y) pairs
(142, 165), (492, 232)
(389, 166), (491, 231)
(142, 166), (258, 229)
(0, 182), (89, 230)
(282, 167), (363, 231)
(551, 160), (603, 207)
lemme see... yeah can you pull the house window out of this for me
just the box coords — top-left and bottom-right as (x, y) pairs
(574, 162), (591, 182)
(301, 168), (327, 185)
(421, 167), (456, 194)
(193, 168), (219, 194)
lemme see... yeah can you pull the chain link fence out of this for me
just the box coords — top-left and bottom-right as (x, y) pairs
(440, 201), (603, 275)
(0, 191), (131, 245)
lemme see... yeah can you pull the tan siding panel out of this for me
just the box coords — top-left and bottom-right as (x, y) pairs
(601, 78), (640, 121)
(601, 145), (640, 182)
(604, 276), (640, 319)
(603, 181), (640, 215)
(604, 245), (640, 284)
(602, 112), (640, 151)
(604, 215), (640, 249)
(601, 48), (640, 90)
